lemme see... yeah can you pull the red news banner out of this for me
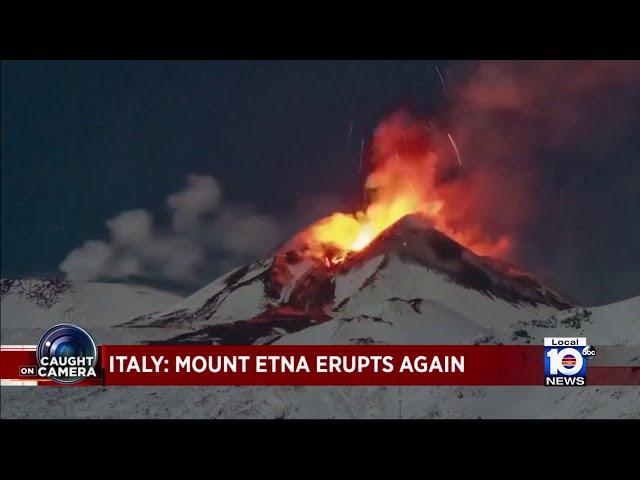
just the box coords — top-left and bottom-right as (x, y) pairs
(2, 345), (638, 386)
(104, 345), (533, 386)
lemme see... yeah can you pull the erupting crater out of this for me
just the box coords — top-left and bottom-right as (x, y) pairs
(289, 112), (514, 267)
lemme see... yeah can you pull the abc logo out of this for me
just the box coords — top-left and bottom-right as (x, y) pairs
(582, 345), (597, 360)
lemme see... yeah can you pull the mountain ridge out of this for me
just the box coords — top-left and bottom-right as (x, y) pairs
(122, 213), (572, 345)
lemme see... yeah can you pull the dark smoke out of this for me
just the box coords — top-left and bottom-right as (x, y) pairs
(445, 61), (640, 304)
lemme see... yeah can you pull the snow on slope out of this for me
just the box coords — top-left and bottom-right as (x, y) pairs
(3, 297), (637, 419)
(2, 293), (638, 419)
(2, 214), (638, 418)
(124, 214), (571, 346)
(278, 254), (560, 346)
(477, 295), (640, 352)
(119, 257), (276, 330)
(1, 278), (183, 344)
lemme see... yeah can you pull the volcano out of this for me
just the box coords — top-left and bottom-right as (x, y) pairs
(6, 249), (640, 419)
(122, 214), (571, 345)
(119, 112), (568, 346)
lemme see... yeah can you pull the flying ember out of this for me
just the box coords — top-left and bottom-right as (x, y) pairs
(297, 112), (513, 265)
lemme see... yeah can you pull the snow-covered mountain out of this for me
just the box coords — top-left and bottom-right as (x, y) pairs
(0, 278), (183, 343)
(2, 216), (638, 419)
(3, 292), (638, 419)
(123, 214), (571, 346)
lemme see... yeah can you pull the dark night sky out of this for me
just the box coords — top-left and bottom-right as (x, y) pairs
(2, 60), (639, 305)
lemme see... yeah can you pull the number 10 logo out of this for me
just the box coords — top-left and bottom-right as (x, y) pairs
(546, 348), (584, 375)
(544, 337), (588, 386)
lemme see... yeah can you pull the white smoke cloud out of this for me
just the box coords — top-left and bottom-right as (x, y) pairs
(59, 174), (285, 287)
(59, 240), (114, 282)
(106, 209), (154, 247)
(167, 174), (222, 232)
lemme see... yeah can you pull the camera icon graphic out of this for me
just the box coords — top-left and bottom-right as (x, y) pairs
(36, 324), (98, 384)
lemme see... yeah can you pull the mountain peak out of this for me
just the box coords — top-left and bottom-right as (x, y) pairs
(337, 213), (571, 310)
(125, 213), (571, 344)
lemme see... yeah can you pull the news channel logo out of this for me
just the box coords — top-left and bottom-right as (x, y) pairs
(35, 324), (98, 384)
(544, 337), (596, 386)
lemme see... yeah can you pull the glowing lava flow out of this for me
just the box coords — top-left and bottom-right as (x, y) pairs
(298, 112), (513, 264)
(311, 194), (443, 261)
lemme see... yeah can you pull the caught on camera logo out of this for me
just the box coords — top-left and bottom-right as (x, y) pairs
(35, 324), (99, 384)
(544, 337), (596, 386)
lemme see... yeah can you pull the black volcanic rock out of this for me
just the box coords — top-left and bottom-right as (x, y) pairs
(0, 278), (73, 309)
